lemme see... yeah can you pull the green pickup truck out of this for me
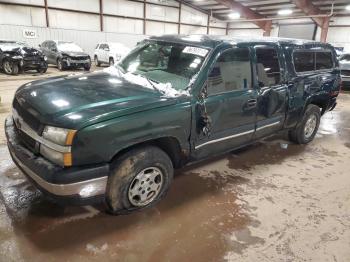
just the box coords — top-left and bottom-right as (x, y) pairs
(5, 35), (340, 214)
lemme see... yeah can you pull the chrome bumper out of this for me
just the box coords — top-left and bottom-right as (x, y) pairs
(11, 151), (107, 198)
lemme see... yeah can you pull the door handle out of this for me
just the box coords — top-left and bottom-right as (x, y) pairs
(247, 99), (257, 107)
(244, 99), (257, 111)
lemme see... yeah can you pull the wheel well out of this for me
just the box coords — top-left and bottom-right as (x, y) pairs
(110, 137), (185, 169)
(308, 99), (327, 115)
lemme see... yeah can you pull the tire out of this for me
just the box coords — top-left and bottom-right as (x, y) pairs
(37, 67), (47, 73)
(94, 55), (101, 66)
(84, 63), (91, 71)
(289, 104), (321, 144)
(57, 58), (65, 71)
(105, 146), (174, 215)
(2, 60), (19, 75)
(109, 57), (114, 66)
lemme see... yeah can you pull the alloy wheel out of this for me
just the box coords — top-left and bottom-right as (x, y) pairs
(304, 114), (317, 139)
(128, 167), (164, 207)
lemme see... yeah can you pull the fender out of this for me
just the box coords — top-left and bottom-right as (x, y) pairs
(72, 101), (192, 166)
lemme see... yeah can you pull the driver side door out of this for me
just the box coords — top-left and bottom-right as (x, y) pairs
(193, 46), (258, 159)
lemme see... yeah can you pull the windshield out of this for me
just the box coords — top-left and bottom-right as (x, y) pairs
(58, 42), (83, 52)
(118, 41), (209, 90)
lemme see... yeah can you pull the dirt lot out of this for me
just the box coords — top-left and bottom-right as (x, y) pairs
(0, 66), (350, 262)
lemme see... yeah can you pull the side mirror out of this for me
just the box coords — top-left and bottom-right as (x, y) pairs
(52, 48), (57, 52)
(38, 44), (41, 47)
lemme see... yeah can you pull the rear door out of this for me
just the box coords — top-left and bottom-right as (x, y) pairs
(194, 46), (258, 159)
(254, 44), (288, 138)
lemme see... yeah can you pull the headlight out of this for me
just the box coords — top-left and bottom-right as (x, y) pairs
(40, 126), (76, 167)
(43, 55), (47, 61)
(12, 55), (23, 59)
(40, 144), (72, 167)
(42, 126), (76, 146)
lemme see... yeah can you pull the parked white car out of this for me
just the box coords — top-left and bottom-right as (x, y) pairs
(339, 53), (350, 90)
(94, 42), (130, 66)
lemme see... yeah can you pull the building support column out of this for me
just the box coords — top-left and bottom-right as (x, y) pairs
(178, 1), (181, 34)
(143, 0), (146, 35)
(320, 17), (330, 43)
(263, 20), (272, 37)
(99, 0), (103, 31)
(44, 0), (49, 27)
(207, 14), (210, 34)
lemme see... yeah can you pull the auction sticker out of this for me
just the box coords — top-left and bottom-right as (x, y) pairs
(183, 46), (208, 57)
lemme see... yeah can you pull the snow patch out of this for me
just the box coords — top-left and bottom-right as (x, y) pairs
(104, 66), (190, 98)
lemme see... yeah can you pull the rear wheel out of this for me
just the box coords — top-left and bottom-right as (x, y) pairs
(2, 60), (19, 75)
(289, 104), (321, 144)
(105, 146), (173, 215)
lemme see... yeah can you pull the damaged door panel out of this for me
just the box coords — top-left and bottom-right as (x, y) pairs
(4, 35), (341, 214)
(254, 45), (288, 138)
(194, 46), (257, 159)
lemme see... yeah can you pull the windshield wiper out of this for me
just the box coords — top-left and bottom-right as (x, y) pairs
(132, 73), (164, 95)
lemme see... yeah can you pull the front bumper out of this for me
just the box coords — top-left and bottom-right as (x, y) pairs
(64, 58), (90, 67)
(22, 59), (47, 70)
(5, 116), (109, 205)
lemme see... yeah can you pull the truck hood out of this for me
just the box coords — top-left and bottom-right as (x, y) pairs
(15, 71), (178, 129)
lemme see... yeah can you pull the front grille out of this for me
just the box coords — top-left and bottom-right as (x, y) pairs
(13, 123), (37, 152)
(13, 98), (41, 133)
(23, 56), (41, 62)
(71, 56), (88, 61)
(341, 70), (350, 76)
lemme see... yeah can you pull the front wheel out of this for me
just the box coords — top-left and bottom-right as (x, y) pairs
(94, 56), (101, 66)
(57, 58), (65, 71)
(289, 104), (321, 144)
(109, 57), (114, 66)
(2, 60), (19, 75)
(37, 66), (47, 73)
(105, 146), (173, 215)
(83, 63), (91, 71)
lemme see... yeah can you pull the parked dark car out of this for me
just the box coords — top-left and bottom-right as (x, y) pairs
(5, 35), (340, 214)
(0, 40), (47, 75)
(40, 40), (91, 71)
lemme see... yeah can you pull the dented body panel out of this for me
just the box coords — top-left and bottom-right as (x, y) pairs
(5, 35), (341, 204)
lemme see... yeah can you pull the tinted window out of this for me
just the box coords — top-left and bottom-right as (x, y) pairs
(316, 52), (333, 70)
(207, 47), (252, 95)
(99, 44), (105, 50)
(294, 51), (315, 72)
(95, 44), (99, 49)
(256, 47), (281, 87)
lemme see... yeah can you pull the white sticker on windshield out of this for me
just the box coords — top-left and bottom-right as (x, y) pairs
(183, 46), (208, 57)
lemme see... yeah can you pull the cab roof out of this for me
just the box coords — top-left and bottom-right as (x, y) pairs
(149, 34), (334, 49)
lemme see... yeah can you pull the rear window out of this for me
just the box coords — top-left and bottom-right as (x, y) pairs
(293, 50), (334, 73)
(294, 51), (314, 72)
(316, 52), (333, 70)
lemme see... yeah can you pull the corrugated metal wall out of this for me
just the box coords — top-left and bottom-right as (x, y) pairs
(0, 24), (146, 57)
